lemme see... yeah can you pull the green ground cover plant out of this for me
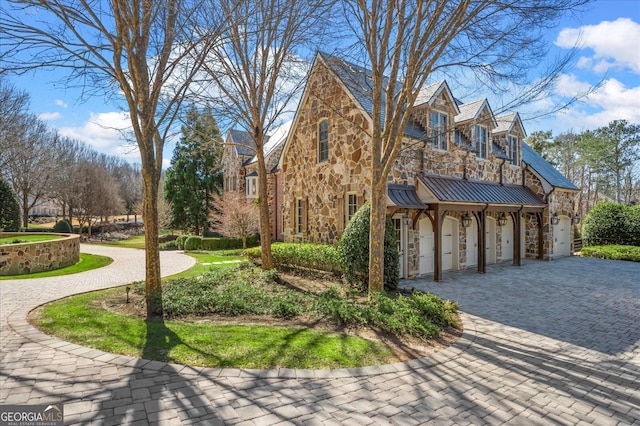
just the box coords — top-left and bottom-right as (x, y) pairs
(35, 287), (395, 368)
(0, 253), (112, 280)
(102, 234), (146, 249)
(245, 243), (342, 275)
(580, 245), (640, 262)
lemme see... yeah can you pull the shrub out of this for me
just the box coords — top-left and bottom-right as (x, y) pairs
(201, 234), (259, 251)
(581, 245), (640, 262)
(184, 236), (203, 251)
(160, 240), (177, 250)
(245, 243), (342, 275)
(176, 235), (188, 250)
(583, 202), (640, 246)
(53, 219), (73, 233)
(0, 177), (21, 231)
(338, 202), (399, 291)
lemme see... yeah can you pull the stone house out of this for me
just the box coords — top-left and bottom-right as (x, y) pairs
(276, 52), (579, 281)
(221, 129), (285, 241)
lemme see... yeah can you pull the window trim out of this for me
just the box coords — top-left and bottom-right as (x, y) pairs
(245, 176), (258, 197)
(507, 134), (519, 165)
(318, 119), (329, 163)
(295, 198), (303, 234)
(345, 192), (358, 225)
(474, 124), (488, 159)
(430, 110), (448, 151)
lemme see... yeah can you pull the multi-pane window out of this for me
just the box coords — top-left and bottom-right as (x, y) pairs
(295, 198), (303, 234)
(346, 193), (358, 224)
(245, 177), (257, 197)
(508, 135), (518, 165)
(430, 111), (448, 150)
(318, 119), (329, 162)
(473, 125), (488, 159)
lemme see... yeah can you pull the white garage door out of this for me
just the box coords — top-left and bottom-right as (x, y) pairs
(502, 215), (514, 262)
(419, 217), (434, 274)
(466, 216), (478, 267)
(486, 216), (496, 264)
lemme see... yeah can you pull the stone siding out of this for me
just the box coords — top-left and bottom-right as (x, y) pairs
(0, 233), (80, 276)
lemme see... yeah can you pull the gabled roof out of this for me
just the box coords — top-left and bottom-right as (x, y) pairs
(454, 99), (497, 128)
(522, 143), (579, 191)
(414, 80), (460, 114)
(492, 141), (511, 161)
(493, 112), (526, 137)
(317, 52), (428, 142)
(228, 129), (256, 157)
(419, 173), (546, 206)
(387, 184), (427, 208)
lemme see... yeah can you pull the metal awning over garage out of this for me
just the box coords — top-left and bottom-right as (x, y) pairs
(387, 183), (427, 208)
(418, 173), (545, 208)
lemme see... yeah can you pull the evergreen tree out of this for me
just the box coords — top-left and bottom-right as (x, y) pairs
(164, 108), (223, 235)
(0, 177), (21, 231)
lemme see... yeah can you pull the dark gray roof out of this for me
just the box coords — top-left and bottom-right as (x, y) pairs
(419, 174), (546, 206)
(454, 130), (475, 152)
(522, 143), (579, 190)
(229, 129), (256, 157)
(246, 171), (258, 177)
(318, 52), (426, 141)
(388, 184), (427, 208)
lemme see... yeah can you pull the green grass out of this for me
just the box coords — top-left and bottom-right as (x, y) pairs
(0, 234), (60, 244)
(165, 251), (246, 280)
(100, 234), (146, 249)
(580, 245), (640, 262)
(0, 253), (113, 280)
(35, 288), (395, 369)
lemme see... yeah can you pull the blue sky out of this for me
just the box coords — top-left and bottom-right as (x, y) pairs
(6, 0), (640, 166)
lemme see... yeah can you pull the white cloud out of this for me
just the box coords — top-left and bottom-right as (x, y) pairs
(39, 112), (61, 121)
(55, 99), (68, 108)
(58, 111), (133, 151)
(555, 18), (640, 74)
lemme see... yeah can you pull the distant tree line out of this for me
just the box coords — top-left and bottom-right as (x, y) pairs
(527, 120), (640, 219)
(0, 78), (143, 231)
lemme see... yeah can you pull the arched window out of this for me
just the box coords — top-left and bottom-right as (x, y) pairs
(318, 119), (329, 162)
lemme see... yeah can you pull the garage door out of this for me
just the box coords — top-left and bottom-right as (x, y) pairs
(419, 217), (434, 274)
(502, 215), (513, 262)
(466, 216), (478, 267)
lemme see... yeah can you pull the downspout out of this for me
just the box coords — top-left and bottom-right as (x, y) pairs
(499, 159), (506, 186)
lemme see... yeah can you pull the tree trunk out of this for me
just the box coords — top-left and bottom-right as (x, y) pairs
(142, 168), (162, 317)
(368, 180), (387, 293)
(22, 194), (29, 230)
(255, 129), (274, 270)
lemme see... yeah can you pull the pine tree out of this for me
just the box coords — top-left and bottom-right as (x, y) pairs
(0, 177), (21, 232)
(164, 108), (223, 235)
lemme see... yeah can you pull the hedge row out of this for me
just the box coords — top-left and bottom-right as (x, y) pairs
(580, 245), (640, 262)
(177, 234), (260, 251)
(245, 243), (342, 275)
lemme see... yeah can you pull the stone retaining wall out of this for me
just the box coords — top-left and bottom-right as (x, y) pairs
(0, 233), (80, 276)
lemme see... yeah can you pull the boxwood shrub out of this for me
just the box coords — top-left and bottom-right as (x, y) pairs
(176, 235), (188, 250)
(201, 234), (259, 251)
(580, 245), (640, 262)
(245, 242), (342, 275)
(184, 236), (203, 251)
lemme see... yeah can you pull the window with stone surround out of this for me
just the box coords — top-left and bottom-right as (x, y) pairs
(345, 193), (358, 225)
(318, 119), (329, 162)
(246, 176), (257, 198)
(508, 134), (519, 165)
(473, 125), (488, 159)
(430, 111), (448, 150)
(295, 198), (303, 234)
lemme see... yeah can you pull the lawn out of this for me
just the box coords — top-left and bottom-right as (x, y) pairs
(34, 287), (395, 369)
(0, 253), (113, 280)
(0, 234), (60, 244)
(166, 251), (245, 280)
(100, 234), (146, 249)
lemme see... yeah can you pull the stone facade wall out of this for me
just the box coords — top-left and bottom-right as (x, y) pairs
(282, 61), (373, 244)
(0, 233), (80, 276)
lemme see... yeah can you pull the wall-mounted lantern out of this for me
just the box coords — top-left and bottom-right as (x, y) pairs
(497, 213), (508, 227)
(572, 213), (580, 225)
(551, 212), (560, 225)
(462, 214), (472, 228)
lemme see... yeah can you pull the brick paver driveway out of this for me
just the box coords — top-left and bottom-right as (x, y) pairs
(1, 250), (639, 425)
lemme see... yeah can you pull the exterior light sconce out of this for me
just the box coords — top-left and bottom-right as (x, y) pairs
(462, 214), (472, 228)
(572, 214), (580, 225)
(403, 214), (411, 227)
(497, 213), (508, 227)
(551, 212), (560, 225)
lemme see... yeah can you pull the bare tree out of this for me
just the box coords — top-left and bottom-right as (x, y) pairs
(0, 78), (31, 171)
(210, 192), (260, 249)
(1, 1), (219, 315)
(337, 0), (591, 293)
(195, 0), (334, 268)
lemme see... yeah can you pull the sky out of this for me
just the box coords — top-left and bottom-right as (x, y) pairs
(5, 0), (640, 168)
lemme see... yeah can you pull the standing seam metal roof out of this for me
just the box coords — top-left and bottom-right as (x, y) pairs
(522, 143), (579, 190)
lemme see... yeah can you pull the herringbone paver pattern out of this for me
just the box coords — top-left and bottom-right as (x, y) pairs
(1, 249), (639, 425)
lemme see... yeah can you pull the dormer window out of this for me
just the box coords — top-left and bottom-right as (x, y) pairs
(508, 135), (518, 165)
(430, 111), (448, 150)
(318, 119), (329, 162)
(473, 125), (488, 159)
